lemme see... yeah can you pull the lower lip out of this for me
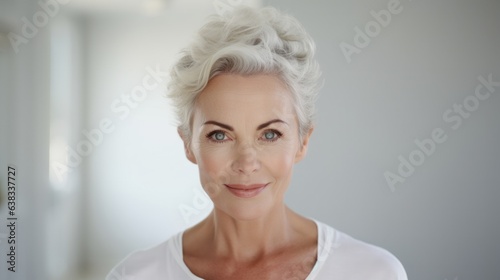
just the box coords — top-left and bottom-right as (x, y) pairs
(225, 184), (268, 198)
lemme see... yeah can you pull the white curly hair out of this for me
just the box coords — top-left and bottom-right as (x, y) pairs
(167, 6), (322, 144)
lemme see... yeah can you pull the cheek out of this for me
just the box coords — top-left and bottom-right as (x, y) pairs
(260, 144), (297, 178)
(193, 141), (228, 172)
(198, 143), (233, 166)
(195, 147), (231, 196)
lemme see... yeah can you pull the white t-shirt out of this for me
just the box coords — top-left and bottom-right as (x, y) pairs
(106, 220), (408, 280)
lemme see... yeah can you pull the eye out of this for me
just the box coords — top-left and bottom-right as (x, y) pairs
(206, 130), (229, 143)
(264, 131), (275, 140)
(213, 131), (225, 141)
(261, 129), (282, 142)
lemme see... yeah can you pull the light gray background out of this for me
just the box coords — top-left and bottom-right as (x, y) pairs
(0, 0), (499, 280)
(268, 0), (500, 279)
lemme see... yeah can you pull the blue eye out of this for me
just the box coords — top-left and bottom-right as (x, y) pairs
(265, 131), (276, 139)
(262, 130), (282, 142)
(206, 130), (227, 143)
(214, 132), (225, 140)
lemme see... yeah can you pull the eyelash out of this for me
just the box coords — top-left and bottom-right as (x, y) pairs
(261, 130), (283, 142)
(205, 129), (283, 144)
(205, 130), (227, 143)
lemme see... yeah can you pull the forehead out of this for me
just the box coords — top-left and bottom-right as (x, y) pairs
(194, 74), (295, 120)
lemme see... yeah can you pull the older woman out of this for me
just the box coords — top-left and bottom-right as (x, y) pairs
(107, 6), (407, 280)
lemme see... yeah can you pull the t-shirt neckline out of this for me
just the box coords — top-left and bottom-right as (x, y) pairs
(171, 219), (332, 280)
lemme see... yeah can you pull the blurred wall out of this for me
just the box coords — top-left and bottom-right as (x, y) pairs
(265, 0), (500, 279)
(0, 1), (51, 280)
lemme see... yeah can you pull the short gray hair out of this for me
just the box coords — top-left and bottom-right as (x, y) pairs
(167, 6), (322, 143)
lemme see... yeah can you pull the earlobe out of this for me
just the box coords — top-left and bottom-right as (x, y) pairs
(295, 126), (314, 163)
(178, 128), (197, 164)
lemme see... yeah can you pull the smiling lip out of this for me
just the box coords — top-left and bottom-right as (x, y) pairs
(224, 183), (268, 198)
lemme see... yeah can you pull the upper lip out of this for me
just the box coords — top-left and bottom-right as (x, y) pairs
(224, 183), (268, 190)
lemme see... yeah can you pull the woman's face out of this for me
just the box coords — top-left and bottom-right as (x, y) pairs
(181, 74), (312, 220)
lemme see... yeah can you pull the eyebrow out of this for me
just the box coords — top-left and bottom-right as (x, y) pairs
(203, 120), (234, 131)
(202, 119), (287, 131)
(257, 119), (287, 130)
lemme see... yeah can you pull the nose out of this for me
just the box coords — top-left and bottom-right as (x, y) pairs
(231, 143), (260, 175)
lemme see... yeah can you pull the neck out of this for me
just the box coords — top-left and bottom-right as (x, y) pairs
(203, 204), (297, 262)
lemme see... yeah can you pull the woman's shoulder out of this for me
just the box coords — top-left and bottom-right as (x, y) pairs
(105, 232), (184, 280)
(313, 220), (408, 280)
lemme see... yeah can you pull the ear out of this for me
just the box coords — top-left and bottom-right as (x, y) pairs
(294, 126), (314, 163)
(178, 128), (197, 164)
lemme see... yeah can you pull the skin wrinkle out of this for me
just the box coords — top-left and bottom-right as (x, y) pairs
(179, 73), (317, 279)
